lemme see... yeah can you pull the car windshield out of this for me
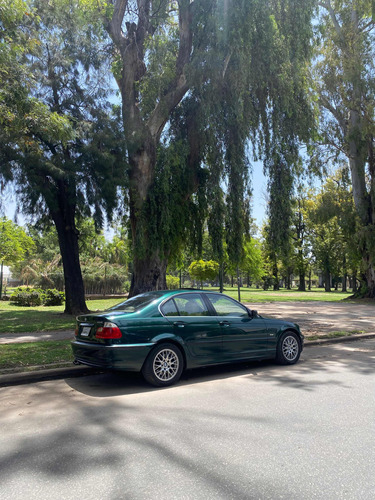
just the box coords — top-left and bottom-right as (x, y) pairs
(106, 293), (162, 313)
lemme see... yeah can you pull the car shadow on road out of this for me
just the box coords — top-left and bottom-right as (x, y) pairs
(66, 360), (273, 397)
(66, 339), (375, 397)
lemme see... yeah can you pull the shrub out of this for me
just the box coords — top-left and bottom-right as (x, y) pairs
(166, 275), (179, 290)
(43, 289), (65, 306)
(10, 288), (65, 307)
(10, 288), (43, 307)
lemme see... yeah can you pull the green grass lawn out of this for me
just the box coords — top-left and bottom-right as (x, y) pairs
(0, 340), (73, 372)
(204, 286), (354, 303)
(0, 298), (122, 334)
(0, 288), (354, 335)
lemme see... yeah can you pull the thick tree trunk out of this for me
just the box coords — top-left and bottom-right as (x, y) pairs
(129, 252), (167, 298)
(50, 186), (88, 315)
(363, 251), (375, 298)
(324, 270), (331, 292)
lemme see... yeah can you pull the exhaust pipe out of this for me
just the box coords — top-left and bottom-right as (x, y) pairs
(73, 359), (82, 365)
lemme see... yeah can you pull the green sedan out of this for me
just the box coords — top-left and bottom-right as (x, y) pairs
(71, 289), (304, 386)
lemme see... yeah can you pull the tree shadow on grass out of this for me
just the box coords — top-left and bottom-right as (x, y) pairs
(0, 309), (74, 334)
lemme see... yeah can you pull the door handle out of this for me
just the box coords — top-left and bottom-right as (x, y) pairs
(173, 321), (186, 328)
(219, 321), (230, 327)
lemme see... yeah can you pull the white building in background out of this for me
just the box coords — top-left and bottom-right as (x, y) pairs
(3, 265), (11, 279)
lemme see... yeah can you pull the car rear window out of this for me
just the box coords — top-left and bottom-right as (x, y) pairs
(106, 293), (161, 313)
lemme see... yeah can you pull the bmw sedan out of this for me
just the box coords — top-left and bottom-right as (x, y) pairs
(72, 289), (303, 386)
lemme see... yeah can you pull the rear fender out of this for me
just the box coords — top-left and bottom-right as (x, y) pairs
(145, 333), (189, 369)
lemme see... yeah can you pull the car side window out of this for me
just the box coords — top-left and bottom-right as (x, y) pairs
(206, 295), (249, 317)
(160, 299), (179, 316)
(174, 295), (209, 316)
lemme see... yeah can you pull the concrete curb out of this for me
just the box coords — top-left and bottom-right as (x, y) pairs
(0, 365), (102, 388)
(1, 333), (374, 388)
(304, 332), (375, 346)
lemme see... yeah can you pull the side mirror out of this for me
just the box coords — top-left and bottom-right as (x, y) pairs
(246, 307), (258, 318)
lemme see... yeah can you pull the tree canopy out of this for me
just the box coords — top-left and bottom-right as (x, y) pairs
(101, 0), (316, 297)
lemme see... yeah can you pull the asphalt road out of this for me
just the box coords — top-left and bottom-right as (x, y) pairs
(1, 339), (374, 500)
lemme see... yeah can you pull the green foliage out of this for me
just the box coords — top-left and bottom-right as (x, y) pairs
(189, 260), (219, 286)
(10, 287), (65, 307)
(104, 0), (316, 295)
(43, 289), (65, 306)
(82, 260), (130, 295)
(312, 1), (375, 295)
(305, 167), (361, 279)
(241, 239), (265, 283)
(0, 217), (35, 265)
(166, 275), (179, 290)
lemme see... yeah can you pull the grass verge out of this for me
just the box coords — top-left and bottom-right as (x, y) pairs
(0, 340), (73, 373)
(0, 298), (122, 334)
(307, 330), (365, 341)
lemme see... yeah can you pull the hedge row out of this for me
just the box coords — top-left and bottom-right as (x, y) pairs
(10, 288), (65, 307)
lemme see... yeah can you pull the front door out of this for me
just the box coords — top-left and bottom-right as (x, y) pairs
(204, 293), (268, 359)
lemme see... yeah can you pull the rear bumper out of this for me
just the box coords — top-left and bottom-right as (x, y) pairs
(71, 340), (154, 372)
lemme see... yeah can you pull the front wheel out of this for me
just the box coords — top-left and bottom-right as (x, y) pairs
(276, 331), (301, 365)
(142, 343), (184, 387)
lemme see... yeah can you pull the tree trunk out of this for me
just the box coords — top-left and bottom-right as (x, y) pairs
(342, 255), (347, 292)
(324, 270), (331, 292)
(363, 251), (375, 298)
(129, 250), (167, 298)
(0, 261), (3, 299)
(273, 258), (279, 290)
(49, 185), (88, 315)
(298, 271), (306, 291)
(219, 263), (224, 293)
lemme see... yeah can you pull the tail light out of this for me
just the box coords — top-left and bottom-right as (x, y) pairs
(95, 322), (122, 339)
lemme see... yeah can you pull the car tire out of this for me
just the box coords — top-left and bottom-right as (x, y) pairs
(142, 343), (184, 387)
(276, 331), (301, 365)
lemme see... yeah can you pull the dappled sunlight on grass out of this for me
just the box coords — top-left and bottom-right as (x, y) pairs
(203, 286), (354, 302)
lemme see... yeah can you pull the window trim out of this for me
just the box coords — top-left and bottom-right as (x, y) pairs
(159, 292), (212, 318)
(204, 292), (250, 317)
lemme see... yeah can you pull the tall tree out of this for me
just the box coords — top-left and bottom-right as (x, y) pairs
(0, 217), (35, 298)
(102, 0), (316, 297)
(1, 0), (126, 314)
(314, 0), (375, 296)
(305, 168), (361, 291)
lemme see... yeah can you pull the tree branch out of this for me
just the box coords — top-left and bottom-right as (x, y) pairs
(318, 1), (343, 38)
(148, 0), (193, 140)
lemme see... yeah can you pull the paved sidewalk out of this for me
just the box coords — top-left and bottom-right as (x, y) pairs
(0, 329), (74, 344)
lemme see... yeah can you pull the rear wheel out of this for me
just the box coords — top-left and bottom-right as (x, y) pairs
(276, 331), (301, 365)
(142, 343), (184, 387)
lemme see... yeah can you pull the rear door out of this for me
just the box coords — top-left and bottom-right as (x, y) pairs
(161, 293), (223, 362)
(204, 293), (268, 359)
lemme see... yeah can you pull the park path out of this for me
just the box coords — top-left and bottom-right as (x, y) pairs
(0, 330), (74, 344)
(0, 301), (374, 344)
(246, 301), (375, 337)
